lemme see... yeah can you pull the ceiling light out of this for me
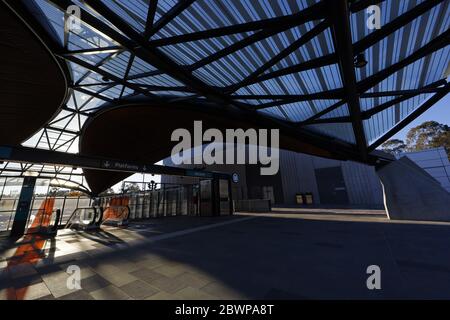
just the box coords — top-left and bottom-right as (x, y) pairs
(354, 53), (368, 69)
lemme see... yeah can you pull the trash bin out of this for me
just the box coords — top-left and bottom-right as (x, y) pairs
(305, 193), (314, 205)
(295, 193), (305, 205)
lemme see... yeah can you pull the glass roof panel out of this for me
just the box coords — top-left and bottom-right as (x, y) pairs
(100, 0), (148, 33)
(267, 27), (335, 73)
(350, 0), (427, 43)
(32, 0), (65, 45)
(154, 0), (320, 38)
(318, 104), (350, 119)
(258, 107), (288, 121)
(356, 1), (449, 82)
(305, 123), (356, 144)
(194, 24), (322, 85)
(240, 63), (343, 95)
(363, 93), (433, 144)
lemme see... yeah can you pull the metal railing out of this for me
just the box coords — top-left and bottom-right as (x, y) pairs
(0, 209), (16, 232)
(0, 196), (93, 234)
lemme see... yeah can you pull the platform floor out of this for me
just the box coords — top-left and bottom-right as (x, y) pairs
(2, 210), (450, 300)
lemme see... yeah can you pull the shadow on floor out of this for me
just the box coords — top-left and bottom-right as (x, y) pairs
(4, 213), (450, 299)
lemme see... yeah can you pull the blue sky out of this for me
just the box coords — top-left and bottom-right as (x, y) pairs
(393, 93), (450, 141)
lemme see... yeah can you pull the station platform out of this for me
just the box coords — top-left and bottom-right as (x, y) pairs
(2, 211), (450, 300)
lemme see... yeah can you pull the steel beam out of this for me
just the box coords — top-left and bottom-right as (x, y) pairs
(248, 54), (337, 87)
(226, 21), (330, 93)
(189, 18), (329, 71)
(144, 0), (158, 36)
(358, 29), (450, 93)
(145, 0), (193, 39)
(353, 0), (446, 55)
(0, 145), (231, 180)
(328, 0), (368, 160)
(148, 2), (326, 46)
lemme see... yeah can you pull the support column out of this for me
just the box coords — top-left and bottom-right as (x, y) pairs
(211, 178), (220, 217)
(376, 157), (450, 221)
(228, 178), (234, 215)
(10, 176), (37, 238)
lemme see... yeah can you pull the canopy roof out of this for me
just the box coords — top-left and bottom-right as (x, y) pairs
(0, 0), (449, 193)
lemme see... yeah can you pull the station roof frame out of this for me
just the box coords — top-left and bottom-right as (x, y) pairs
(1, 0), (449, 192)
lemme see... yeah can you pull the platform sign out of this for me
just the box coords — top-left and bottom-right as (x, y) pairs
(102, 160), (140, 172)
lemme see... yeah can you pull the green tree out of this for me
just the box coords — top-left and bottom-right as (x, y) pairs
(381, 139), (407, 155)
(122, 182), (141, 194)
(406, 121), (450, 159)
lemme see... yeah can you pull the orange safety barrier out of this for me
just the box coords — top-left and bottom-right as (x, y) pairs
(4, 197), (56, 300)
(103, 196), (130, 221)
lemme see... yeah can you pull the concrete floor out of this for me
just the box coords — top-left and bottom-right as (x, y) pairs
(2, 210), (450, 300)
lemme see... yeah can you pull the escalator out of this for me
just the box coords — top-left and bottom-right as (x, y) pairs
(65, 207), (103, 231)
(65, 205), (130, 230)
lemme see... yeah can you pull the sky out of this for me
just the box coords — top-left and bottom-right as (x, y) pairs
(392, 93), (450, 141)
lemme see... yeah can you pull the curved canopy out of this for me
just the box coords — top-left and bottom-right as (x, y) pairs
(80, 101), (348, 193)
(1, 0), (449, 193)
(0, 3), (66, 145)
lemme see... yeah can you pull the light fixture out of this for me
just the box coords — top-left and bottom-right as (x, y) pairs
(354, 53), (368, 69)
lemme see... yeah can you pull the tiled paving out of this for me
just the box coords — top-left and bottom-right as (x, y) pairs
(3, 211), (450, 299)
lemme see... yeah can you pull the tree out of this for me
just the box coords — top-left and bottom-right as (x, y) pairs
(121, 182), (141, 194)
(380, 121), (450, 159)
(381, 139), (407, 155)
(406, 121), (450, 159)
(430, 129), (450, 159)
(67, 191), (86, 197)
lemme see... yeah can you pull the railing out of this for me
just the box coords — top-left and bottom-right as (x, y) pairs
(25, 208), (61, 235)
(0, 210), (16, 232)
(0, 185), (230, 234)
(0, 196), (93, 234)
(104, 185), (199, 220)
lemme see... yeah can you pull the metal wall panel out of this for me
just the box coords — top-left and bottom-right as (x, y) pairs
(280, 150), (383, 206)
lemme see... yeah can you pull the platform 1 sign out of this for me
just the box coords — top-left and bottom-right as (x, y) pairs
(102, 160), (140, 172)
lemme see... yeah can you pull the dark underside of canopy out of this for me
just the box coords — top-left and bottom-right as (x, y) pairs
(0, 3), (66, 145)
(80, 102), (349, 194)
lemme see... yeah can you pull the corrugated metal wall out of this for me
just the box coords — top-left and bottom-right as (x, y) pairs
(280, 150), (384, 206)
(280, 151), (321, 204)
(341, 161), (384, 206)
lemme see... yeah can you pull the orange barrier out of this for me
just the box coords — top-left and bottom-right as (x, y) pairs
(103, 196), (130, 221)
(4, 197), (55, 300)
(27, 197), (55, 234)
